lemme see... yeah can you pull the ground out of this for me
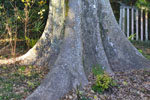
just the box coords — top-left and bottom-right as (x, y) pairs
(60, 69), (150, 100)
(0, 41), (150, 100)
(0, 65), (48, 100)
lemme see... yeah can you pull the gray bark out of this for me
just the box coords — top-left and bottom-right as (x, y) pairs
(0, 0), (150, 100)
(98, 0), (150, 71)
(27, 0), (88, 100)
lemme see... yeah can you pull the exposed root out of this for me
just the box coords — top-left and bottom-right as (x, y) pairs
(0, 50), (36, 66)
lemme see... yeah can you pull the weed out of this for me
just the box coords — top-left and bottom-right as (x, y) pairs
(92, 65), (117, 93)
(128, 34), (136, 40)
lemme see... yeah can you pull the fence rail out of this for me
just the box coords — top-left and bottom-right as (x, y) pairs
(119, 6), (149, 41)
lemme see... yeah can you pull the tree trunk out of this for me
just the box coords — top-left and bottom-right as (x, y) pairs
(1, 0), (150, 100)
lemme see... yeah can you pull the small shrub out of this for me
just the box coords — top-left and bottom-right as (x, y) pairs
(92, 65), (117, 93)
(138, 49), (143, 54)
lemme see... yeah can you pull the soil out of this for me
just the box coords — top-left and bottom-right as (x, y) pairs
(60, 69), (150, 100)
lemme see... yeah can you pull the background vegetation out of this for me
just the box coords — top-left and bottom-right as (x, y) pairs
(0, 0), (48, 57)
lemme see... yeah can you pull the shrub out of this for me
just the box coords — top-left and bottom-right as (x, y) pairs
(92, 65), (117, 93)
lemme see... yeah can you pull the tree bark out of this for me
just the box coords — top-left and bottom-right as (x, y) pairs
(98, 0), (150, 71)
(0, 0), (150, 100)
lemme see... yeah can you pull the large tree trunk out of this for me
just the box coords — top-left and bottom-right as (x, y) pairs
(1, 0), (150, 100)
(97, 0), (150, 71)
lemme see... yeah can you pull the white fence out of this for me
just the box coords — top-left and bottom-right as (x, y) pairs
(119, 6), (149, 41)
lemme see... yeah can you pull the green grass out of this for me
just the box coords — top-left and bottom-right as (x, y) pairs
(0, 65), (48, 100)
(131, 40), (150, 60)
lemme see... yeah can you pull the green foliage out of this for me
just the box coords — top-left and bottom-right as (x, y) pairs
(32, 21), (44, 33)
(136, 0), (150, 10)
(92, 65), (105, 76)
(111, 0), (150, 23)
(131, 41), (150, 60)
(138, 49), (143, 54)
(0, 0), (48, 49)
(19, 66), (26, 72)
(27, 81), (35, 88)
(0, 65), (47, 100)
(92, 74), (117, 93)
(138, 49), (150, 60)
(25, 36), (38, 48)
(128, 34), (136, 41)
(92, 65), (117, 93)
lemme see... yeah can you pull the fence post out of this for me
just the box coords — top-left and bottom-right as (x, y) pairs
(136, 9), (139, 41)
(141, 9), (144, 41)
(131, 8), (134, 40)
(127, 8), (130, 38)
(122, 8), (125, 33)
(119, 7), (123, 28)
(145, 9), (148, 41)
(120, 6), (149, 41)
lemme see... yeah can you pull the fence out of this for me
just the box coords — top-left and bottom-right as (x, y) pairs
(119, 6), (149, 41)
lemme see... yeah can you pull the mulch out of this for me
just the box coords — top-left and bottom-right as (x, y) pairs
(60, 69), (150, 100)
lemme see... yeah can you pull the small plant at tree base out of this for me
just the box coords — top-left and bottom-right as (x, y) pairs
(92, 65), (117, 93)
(128, 33), (136, 40)
(138, 49), (143, 54)
(92, 73), (117, 93)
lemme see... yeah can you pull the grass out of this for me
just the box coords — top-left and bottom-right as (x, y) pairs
(0, 65), (48, 100)
(131, 40), (150, 60)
